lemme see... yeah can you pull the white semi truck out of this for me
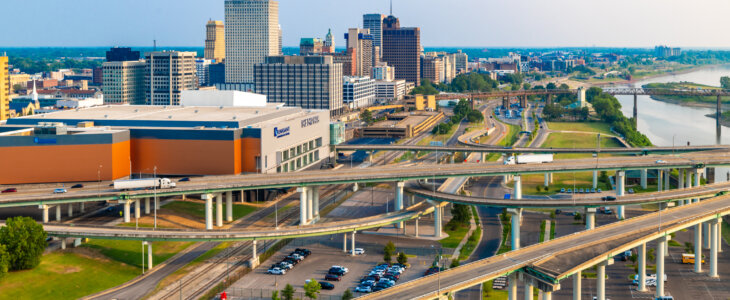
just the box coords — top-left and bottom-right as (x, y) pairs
(113, 178), (176, 190)
(515, 154), (554, 164)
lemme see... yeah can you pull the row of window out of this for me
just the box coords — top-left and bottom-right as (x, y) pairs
(281, 137), (323, 162)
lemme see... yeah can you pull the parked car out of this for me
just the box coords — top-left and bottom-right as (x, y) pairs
(393, 263), (408, 269)
(354, 285), (372, 293)
(1, 188), (17, 193)
(329, 269), (346, 276)
(379, 278), (396, 286)
(566, 189), (572, 193)
(319, 282), (335, 290)
(597, 189), (602, 193)
(71, 184), (84, 189)
(266, 267), (285, 275)
(628, 188), (635, 194)
(560, 188), (566, 193)
(371, 286), (385, 292)
(590, 188), (596, 193)
(353, 248), (365, 255)
(375, 282), (392, 289)
(325, 273), (341, 281)
(330, 265), (348, 273)
(53, 188), (67, 194)
(296, 248), (312, 256)
(277, 262), (293, 270)
(383, 274), (399, 282)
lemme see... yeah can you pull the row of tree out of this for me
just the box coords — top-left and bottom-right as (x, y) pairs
(431, 99), (484, 135)
(586, 87), (652, 147)
(0, 217), (48, 278)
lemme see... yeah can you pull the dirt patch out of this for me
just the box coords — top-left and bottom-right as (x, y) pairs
(68, 246), (115, 263)
(130, 210), (205, 229)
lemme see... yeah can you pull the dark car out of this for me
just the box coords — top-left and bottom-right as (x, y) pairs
(282, 258), (298, 266)
(286, 255), (302, 262)
(375, 282), (391, 289)
(1, 188), (17, 193)
(328, 268), (346, 276)
(383, 274), (399, 282)
(602, 196), (617, 201)
(295, 248), (312, 256)
(179, 177), (191, 182)
(319, 282), (335, 290)
(71, 184), (84, 189)
(371, 286), (385, 292)
(325, 273), (341, 281)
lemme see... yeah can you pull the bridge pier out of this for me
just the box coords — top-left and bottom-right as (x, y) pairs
(542, 291), (552, 300)
(226, 191), (233, 222)
(544, 173), (549, 187)
(395, 182), (405, 228)
(351, 231), (356, 256)
(640, 169), (647, 189)
(40, 205), (49, 223)
(306, 188), (314, 223)
(216, 193), (223, 227)
(695, 223), (703, 273)
(704, 222), (711, 249)
(56, 205), (61, 222)
(509, 208), (522, 250)
(312, 187), (320, 222)
(514, 175), (522, 200)
(656, 236), (668, 298)
(710, 219), (719, 277)
(678, 169), (685, 190)
(67, 203), (73, 218)
(297, 187), (309, 226)
(123, 200), (131, 223)
(147, 242), (153, 270)
(596, 261), (607, 300)
(251, 240), (259, 268)
(616, 171), (625, 220)
(61, 238), (66, 250)
(657, 169), (663, 192)
(638, 243), (647, 292)
(343, 233), (348, 252)
(435, 203), (443, 238)
(684, 170), (692, 205)
(592, 171), (598, 189)
(572, 271), (581, 300)
(134, 199), (140, 220)
(524, 278), (533, 300)
(585, 208), (596, 230)
(663, 169), (670, 191)
(508, 273), (518, 300)
(203, 194), (213, 230)
(145, 198), (150, 215)
(693, 169), (701, 204)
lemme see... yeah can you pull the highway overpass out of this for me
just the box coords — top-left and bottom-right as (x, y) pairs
(332, 144), (730, 155)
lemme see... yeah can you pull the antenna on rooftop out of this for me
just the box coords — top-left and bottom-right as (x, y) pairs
(153, 39), (157, 51)
(390, 0), (393, 15)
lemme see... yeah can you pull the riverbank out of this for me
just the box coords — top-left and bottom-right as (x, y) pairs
(590, 64), (718, 87)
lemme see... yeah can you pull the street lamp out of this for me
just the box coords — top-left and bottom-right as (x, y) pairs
(97, 165), (103, 197)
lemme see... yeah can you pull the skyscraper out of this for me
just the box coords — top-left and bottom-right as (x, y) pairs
(324, 29), (335, 53)
(103, 60), (145, 104)
(363, 14), (385, 52)
(106, 47), (140, 62)
(205, 20), (225, 62)
(224, 0), (280, 85)
(382, 15), (421, 85)
(0, 56), (9, 120)
(145, 51), (197, 105)
(345, 28), (374, 78)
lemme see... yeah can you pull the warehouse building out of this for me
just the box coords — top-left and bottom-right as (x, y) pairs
(0, 94), (330, 184)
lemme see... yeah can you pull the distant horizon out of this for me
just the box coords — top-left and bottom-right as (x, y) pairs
(4, 46), (730, 50)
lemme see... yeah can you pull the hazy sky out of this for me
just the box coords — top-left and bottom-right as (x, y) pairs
(3, 0), (730, 48)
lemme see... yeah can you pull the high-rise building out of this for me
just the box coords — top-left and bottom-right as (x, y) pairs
(106, 47), (141, 62)
(0, 56), (9, 120)
(208, 63), (226, 86)
(345, 28), (374, 78)
(363, 14), (385, 53)
(454, 50), (468, 73)
(382, 15), (421, 85)
(375, 79), (406, 102)
(103, 60), (146, 104)
(145, 51), (197, 105)
(324, 29), (335, 53)
(343, 76), (376, 109)
(300, 38), (324, 55)
(323, 49), (357, 77)
(421, 55), (443, 84)
(196, 58), (213, 87)
(254, 55), (343, 116)
(205, 20), (225, 62)
(373, 62), (395, 81)
(225, 0), (280, 84)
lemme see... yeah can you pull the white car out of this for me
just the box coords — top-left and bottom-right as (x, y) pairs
(53, 188), (67, 194)
(355, 285), (372, 293)
(655, 160), (667, 164)
(379, 278), (395, 286)
(331, 265), (349, 273)
(353, 248), (365, 255)
(267, 267), (286, 275)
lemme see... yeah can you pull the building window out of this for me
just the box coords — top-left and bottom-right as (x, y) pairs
(309, 152), (313, 163)
(314, 150), (319, 161)
(316, 137), (323, 147)
(297, 158), (301, 169)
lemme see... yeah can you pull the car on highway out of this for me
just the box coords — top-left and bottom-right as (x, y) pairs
(602, 196), (617, 201)
(655, 160), (667, 164)
(53, 188), (67, 194)
(325, 273), (341, 281)
(1, 188), (17, 193)
(354, 285), (372, 293)
(353, 248), (365, 255)
(424, 267), (440, 276)
(319, 282), (335, 290)
(71, 184), (84, 189)
(266, 267), (286, 275)
(179, 177), (191, 182)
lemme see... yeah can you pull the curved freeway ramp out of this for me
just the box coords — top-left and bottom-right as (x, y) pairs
(357, 194), (730, 299)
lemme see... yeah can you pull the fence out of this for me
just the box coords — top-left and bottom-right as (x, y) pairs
(225, 287), (345, 300)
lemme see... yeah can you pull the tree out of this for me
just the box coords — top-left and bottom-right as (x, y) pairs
(451, 204), (471, 224)
(304, 279), (321, 299)
(282, 284), (295, 300)
(722, 76), (730, 89)
(384, 241), (396, 263)
(271, 290), (281, 300)
(450, 259), (460, 268)
(466, 110), (484, 123)
(360, 110), (373, 125)
(546, 82), (557, 90)
(411, 79), (440, 95)
(0, 216), (47, 271)
(397, 252), (408, 265)
(341, 289), (354, 300)
(12, 84), (24, 93)
(0, 244), (8, 279)
(522, 83), (531, 90)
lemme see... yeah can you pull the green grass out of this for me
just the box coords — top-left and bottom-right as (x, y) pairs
(510, 171), (613, 196)
(550, 220), (556, 240)
(0, 252), (138, 300)
(547, 122), (614, 135)
(497, 214), (512, 255)
(668, 240), (682, 247)
(417, 121), (460, 146)
(499, 124), (521, 147)
(439, 222), (471, 249)
(722, 219), (730, 246)
(162, 201), (257, 221)
(458, 206), (482, 261)
(82, 239), (193, 269)
(539, 220), (547, 243)
(541, 132), (623, 159)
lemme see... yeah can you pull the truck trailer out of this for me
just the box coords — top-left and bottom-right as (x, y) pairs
(515, 154), (554, 164)
(113, 178), (177, 190)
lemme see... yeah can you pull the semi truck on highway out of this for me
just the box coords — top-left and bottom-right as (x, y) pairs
(515, 154), (554, 164)
(113, 178), (176, 190)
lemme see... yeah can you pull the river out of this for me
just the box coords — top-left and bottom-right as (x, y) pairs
(611, 64), (730, 181)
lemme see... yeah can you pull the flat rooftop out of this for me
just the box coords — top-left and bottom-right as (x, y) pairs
(7, 104), (324, 129)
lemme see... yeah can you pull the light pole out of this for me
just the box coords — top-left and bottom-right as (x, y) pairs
(275, 197), (279, 229)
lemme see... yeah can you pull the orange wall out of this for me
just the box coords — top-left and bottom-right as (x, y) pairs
(0, 141), (131, 184)
(241, 137), (261, 173)
(131, 139), (240, 175)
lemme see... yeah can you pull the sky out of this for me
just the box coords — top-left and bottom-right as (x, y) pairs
(3, 0), (730, 48)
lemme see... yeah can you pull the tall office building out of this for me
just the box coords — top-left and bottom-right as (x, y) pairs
(224, 0), (280, 84)
(343, 76), (376, 109)
(454, 50), (468, 73)
(345, 28), (374, 78)
(0, 56), (9, 120)
(106, 47), (141, 62)
(363, 14), (385, 52)
(254, 56), (343, 116)
(324, 29), (335, 53)
(373, 62), (395, 81)
(102, 60), (146, 104)
(421, 55), (443, 84)
(205, 20), (225, 62)
(196, 58), (213, 87)
(382, 15), (421, 85)
(145, 51), (197, 105)
(300, 38), (324, 55)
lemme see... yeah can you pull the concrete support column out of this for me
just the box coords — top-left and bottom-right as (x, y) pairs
(204, 195), (213, 230)
(41, 205), (49, 223)
(67, 203), (73, 218)
(656, 236), (667, 297)
(549, 173), (553, 184)
(415, 218), (420, 237)
(592, 170), (598, 189)
(585, 208), (596, 230)
(508, 273), (518, 300)
(638, 243), (647, 292)
(710, 219), (719, 278)
(297, 187), (309, 226)
(524, 280), (533, 300)
(240, 190), (246, 203)
(226, 191), (233, 222)
(395, 182), (405, 228)
(434, 204), (443, 238)
(61, 238), (66, 250)
(663, 169), (670, 191)
(640, 169), (648, 189)
(544, 173), (550, 187)
(616, 171), (625, 220)
(312, 187), (320, 220)
(719, 218), (723, 253)
(343, 234), (348, 253)
(123, 201), (131, 223)
(573, 271), (581, 300)
(145, 198), (150, 215)
(215, 193), (223, 227)
(306, 188), (314, 222)
(353, 183), (359, 192)
(704, 222), (711, 249)
(55, 205), (61, 222)
(252, 240), (258, 264)
(597, 262), (606, 300)
(695, 223), (703, 273)
(351, 231), (356, 256)
(134, 200), (140, 219)
(542, 291), (552, 300)
(693, 169), (701, 204)
(514, 176), (522, 200)
(80, 202), (85, 213)
(678, 169), (685, 190)
(657, 169), (663, 192)
(509, 208), (522, 250)
(147, 242), (153, 270)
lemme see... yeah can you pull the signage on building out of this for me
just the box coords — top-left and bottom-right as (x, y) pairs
(301, 116), (320, 128)
(33, 137), (57, 144)
(273, 126), (290, 138)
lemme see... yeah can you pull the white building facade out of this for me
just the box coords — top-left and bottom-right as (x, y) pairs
(224, 0), (281, 84)
(343, 76), (376, 109)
